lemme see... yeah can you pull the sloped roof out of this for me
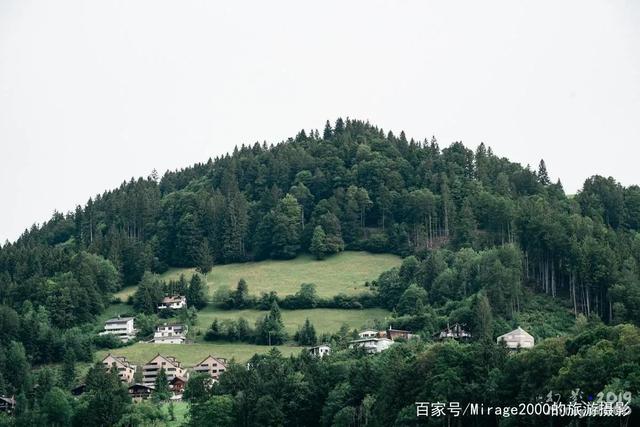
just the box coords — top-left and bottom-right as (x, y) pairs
(497, 327), (534, 340)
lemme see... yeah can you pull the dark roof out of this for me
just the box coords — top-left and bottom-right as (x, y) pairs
(128, 383), (154, 391)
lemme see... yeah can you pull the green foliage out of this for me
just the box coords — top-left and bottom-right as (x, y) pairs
(132, 272), (164, 314)
(153, 368), (172, 402)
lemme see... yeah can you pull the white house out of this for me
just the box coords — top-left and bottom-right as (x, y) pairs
(358, 330), (379, 339)
(497, 327), (535, 349)
(308, 344), (331, 358)
(152, 324), (188, 344)
(158, 295), (187, 310)
(100, 317), (136, 342)
(349, 338), (394, 354)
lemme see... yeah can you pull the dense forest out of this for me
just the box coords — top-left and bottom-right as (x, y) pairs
(1, 118), (639, 426)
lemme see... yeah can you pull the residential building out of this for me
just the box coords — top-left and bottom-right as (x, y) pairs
(170, 376), (188, 395)
(383, 326), (414, 340)
(193, 355), (228, 381)
(358, 330), (379, 339)
(128, 384), (154, 402)
(349, 337), (395, 354)
(308, 344), (331, 358)
(142, 354), (187, 387)
(158, 295), (187, 310)
(102, 354), (136, 383)
(152, 324), (188, 344)
(434, 323), (472, 341)
(497, 327), (535, 349)
(100, 316), (136, 342)
(0, 396), (15, 415)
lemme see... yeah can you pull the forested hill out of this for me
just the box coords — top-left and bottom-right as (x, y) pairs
(2, 118), (640, 329)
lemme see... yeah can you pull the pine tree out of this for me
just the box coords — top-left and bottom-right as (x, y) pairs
(310, 226), (327, 260)
(153, 368), (171, 402)
(61, 350), (76, 388)
(323, 120), (332, 139)
(538, 159), (551, 185)
(295, 318), (317, 346)
(195, 240), (214, 274)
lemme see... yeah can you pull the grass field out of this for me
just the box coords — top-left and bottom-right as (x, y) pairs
(193, 306), (390, 337)
(96, 342), (303, 367)
(163, 251), (400, 298)
(163, 401), (188, 426)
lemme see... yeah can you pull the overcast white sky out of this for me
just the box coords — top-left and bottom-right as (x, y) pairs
(1, 1), (639, 243)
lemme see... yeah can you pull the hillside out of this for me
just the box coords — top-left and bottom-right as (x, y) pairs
(1, 118), (639, 425)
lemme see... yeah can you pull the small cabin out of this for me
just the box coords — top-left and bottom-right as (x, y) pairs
(497, 327), (535, 349)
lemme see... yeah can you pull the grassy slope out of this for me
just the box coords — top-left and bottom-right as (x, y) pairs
(104, 251), (398, 365)
(193, 306), (390, 337)
(161, 251), (401, 298)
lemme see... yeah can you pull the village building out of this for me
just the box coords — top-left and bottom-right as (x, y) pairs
(170, 376), (188, 395)
(434, 323), (472, 341)
(100, 316), (136, 342)
(102, 354), (136, 383)
(193, 355), (228, 381)
(349, 337), (395, 354)
(152, 324), (188, 344)
(358, 330), (379, 339)
(308, 344), (331, 358)
(383, 326), (414, 340)
(158, 295), (187, 310)
(128, 384), (154, 402)
(0, 396), (16, 415)
(497, 327), (535, 349)
(142, 354), (187, 387)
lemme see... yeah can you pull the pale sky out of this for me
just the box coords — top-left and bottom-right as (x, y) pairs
(1, 0), (639, 243)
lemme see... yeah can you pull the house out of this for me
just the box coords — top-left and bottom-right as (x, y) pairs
(308, 344), (331, 358)
(128, 383), (154, 402)
(100, 316), (136, 342)
(497, 327), (535, 349)
(170, 376), (188, 395)
(102, 354), (136, 383)
(158, 295), (187, 310)
(193, 355), (228, 381)
(434, 323), (472, 341)
(384, 326), (414, 341)
(142, 354), (188, 387)
(152, 324), (188, 344)
(358, 330), (379, 339)
(0, 396), (16, 415)
(349, 337), (394, 354)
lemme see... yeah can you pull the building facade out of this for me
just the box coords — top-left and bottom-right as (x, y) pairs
(152, 324), (188, 344)
(193, 355), (228, 381)
(102, 354), (136, 383)
(349, 337), (395, 354)
(308, 344), (331, 358)
(142, 354), (187, 387)
(497, 327), (535, 349)
(100, 317), (136, 342)
(158, 295), (187, 310)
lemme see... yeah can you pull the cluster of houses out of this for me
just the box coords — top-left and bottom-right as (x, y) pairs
(432, 322), (535, 349)
(99, 295), (190, 344)
(72, 353), (228, 402)
(308, 326), (418, 357)
(307, 325), (535, 358)
(348, 326), (416, 354)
